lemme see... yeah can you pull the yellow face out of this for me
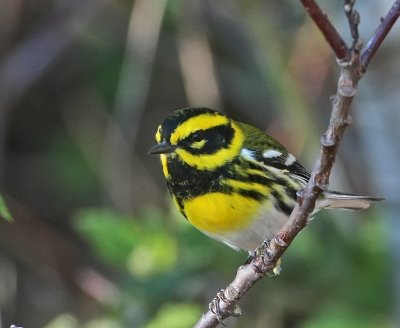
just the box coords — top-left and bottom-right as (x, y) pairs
(150, 108), (244, 172)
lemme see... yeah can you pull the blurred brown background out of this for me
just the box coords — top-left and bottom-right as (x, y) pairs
(0, 1), (399, 327)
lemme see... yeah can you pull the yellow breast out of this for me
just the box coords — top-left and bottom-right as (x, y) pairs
(182, 192), (262, 233)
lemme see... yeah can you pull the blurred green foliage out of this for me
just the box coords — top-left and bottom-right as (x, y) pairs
(144, 303), (202, 328)
(71, 205), (390, 327)
(0, 195), (13, 222)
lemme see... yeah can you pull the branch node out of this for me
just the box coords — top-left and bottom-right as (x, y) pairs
(230, 305), (242, 317)
(209, 290), (230, 325)
(352, 10), (361, 28)
(274, 233), (288, 248)
(209, 304), (225, 325)
(225, 285), (242, 301)
(320, 133), (336, 147)
(252, 240), (282, 275)
(252, 260), (266, 275)
(338, 76), (357, 97)
(343, 115), (353, 126)
(337, 57), (351, 67)
(344, 4), (351, 14)
(296, 189), (305, 205)
(314, 178), (328, 192)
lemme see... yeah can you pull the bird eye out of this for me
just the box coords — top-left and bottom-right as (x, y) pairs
(190, 131), (203, 142)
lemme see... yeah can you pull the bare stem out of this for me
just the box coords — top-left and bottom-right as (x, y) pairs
(361, 0), (400, 71)
(299, 0), (349, 60)
(344, 0), (361, 50)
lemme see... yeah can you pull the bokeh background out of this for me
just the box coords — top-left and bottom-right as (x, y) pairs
(0, 0), (399, 327)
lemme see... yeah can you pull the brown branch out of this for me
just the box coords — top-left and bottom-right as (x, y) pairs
(194, 1), (398, 327)
(361, 0), (400, 71)
(299, 0), (349, 60)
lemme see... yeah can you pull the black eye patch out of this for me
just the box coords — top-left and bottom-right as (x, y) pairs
(181, 124), (235, 154)
(189, 131), (204, 142)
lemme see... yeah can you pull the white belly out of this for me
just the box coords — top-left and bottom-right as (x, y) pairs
(200, 203), (290, 252)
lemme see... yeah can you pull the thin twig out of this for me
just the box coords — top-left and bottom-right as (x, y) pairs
(344, 0), (361, 50)
(361, 0), (400, 71)
(299, 0), (349, 60)
(193, 1), (397, 327)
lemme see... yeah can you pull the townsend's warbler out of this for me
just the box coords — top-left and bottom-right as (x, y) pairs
(149, 107), (380, 253)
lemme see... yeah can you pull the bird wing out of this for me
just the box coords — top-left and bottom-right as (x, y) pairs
(240, 147), (310, 184)
(237, 121), (310, 183)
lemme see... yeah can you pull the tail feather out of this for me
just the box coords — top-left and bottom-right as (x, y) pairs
(318, 191), (384, 210)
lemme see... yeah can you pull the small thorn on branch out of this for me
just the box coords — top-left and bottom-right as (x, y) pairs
(342, 115), (353, 126)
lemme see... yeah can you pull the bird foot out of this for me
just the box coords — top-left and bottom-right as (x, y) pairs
(209, 289), (241, 325)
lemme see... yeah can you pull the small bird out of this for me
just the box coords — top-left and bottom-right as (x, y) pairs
(149, 107), (381, 253)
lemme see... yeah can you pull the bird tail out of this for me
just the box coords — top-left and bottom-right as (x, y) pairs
(318, 191), (383, 210)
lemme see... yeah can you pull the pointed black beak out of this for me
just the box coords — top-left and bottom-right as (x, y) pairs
(148, 141), (176, 155)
